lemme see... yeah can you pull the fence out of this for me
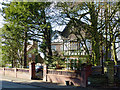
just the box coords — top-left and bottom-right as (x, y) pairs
(0, 62), (35, 80)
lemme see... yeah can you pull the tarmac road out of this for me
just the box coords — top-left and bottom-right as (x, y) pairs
(1, 80), (59, 90)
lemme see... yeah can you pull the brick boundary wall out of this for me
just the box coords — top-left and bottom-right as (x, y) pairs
(43, 65), (92, 87)
(0, 62), (35, 80)
(43, 65), (120, 87)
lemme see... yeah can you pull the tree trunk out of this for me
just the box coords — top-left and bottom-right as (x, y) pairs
(44, 27), (52, 63)
(112, 39), (118, 65)
(24, 30), (27, 68)
(104, 1), (109, 61)
(21, 58), (23, 68)
(12, 59), (14, 68)
(42, 10), (52, 64)
(47, 29), (52, 58)
(92, 39), (100, 66)
(89, 2), (100, 66)
(100, 33), (104, 74)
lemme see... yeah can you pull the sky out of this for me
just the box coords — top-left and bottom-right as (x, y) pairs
(0, 2), (66, 58)
(0, 2), (66, 31)
(0, 15), (4, 28)
(0, 4), (4, 28)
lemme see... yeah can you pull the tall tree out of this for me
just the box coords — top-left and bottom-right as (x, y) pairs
(103, 2), (120, 65)
(1, 2), (52, 67)
(55, 1), (119, 66)
(1, 23), (24, 67)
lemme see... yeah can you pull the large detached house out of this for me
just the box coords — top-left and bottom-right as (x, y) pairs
(61, 22), (92, 60)
(51, 20), (119, 67)
(51, 22), (92, 65)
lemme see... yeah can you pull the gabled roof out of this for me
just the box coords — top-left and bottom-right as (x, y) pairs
(51, 30), (63, 43)
(51, 30), (62, 38)
(61, 20), (87, 39)
(61, 20), (73, 38)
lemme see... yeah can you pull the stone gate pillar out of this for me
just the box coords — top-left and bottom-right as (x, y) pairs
(106, 61), (114, 86)
(43, 64), (47, 81)
(29, 62), (36, 79)
(3, 68), (5, 76)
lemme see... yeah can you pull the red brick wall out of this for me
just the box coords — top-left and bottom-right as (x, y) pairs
(44, 66), (92, 87)
(0, 68), (30, 79)
(0, 62), (36, 80)
(47, 74), (83, 86)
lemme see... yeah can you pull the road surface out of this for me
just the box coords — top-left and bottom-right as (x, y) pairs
(1, 80), (53, 90)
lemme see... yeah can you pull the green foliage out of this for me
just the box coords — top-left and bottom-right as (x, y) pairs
(74, 59), (77, 69)
(0, 28), (2, 67)
(77, 58), (82, 70)
(1, 24), (24, 67)
(1, 1), (119, 68)
(51, 55), (65, 68)
(70, 59), (73, 70)
(56, 2), (120, 66)
(1, 2), (53, 67)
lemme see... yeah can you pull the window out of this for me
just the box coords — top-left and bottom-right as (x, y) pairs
(70, 42), (77, 50)
(51, 45), (56, 51)
(61, 45), (63, 51)
(64, 43), (69, 50)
